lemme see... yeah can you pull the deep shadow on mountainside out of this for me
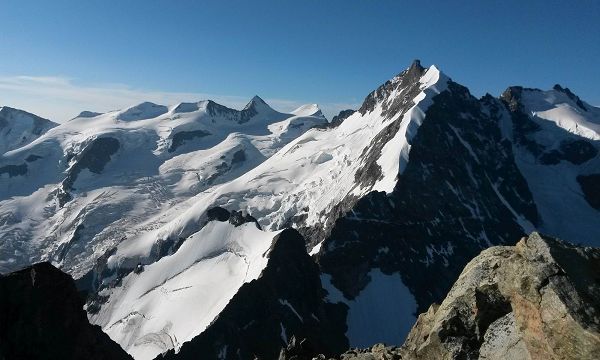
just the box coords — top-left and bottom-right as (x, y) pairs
(0, 262), (132, 360)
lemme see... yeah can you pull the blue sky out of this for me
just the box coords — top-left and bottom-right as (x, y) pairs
(1, 0), (599, 121)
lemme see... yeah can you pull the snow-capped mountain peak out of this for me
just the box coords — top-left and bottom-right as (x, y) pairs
(116, 102), (169, 121)
(74, 110), (103, 119)
(0, 106), (58, 155)
(243, 95), (273, 112)
(291, 103), (322, 117)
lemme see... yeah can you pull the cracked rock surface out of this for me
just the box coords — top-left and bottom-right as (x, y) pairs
(397, 232), (600, 360)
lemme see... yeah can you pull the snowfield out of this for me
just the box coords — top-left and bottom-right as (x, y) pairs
(0, 96), (326, 276)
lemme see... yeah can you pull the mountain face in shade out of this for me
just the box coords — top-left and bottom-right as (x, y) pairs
(0, 106), (57, 155)
(0, 60), (598, 359)
(0, 262), (132, 360)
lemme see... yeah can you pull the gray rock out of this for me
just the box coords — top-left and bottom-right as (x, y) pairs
(398, 232), (600, 359)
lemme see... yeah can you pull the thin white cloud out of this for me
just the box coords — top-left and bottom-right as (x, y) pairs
(0, 75), (359, 122)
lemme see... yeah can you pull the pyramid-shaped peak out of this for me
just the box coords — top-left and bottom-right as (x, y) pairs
(409, 59), (424, 72)
(243, 95), (275, 113)
(250, 95), (266, 104)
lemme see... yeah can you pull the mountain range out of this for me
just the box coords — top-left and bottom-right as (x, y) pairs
(0, 60), (598, 359)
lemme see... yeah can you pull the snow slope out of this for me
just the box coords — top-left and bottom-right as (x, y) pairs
(91, 220), (278, 360)
(321, 270), (417, 348)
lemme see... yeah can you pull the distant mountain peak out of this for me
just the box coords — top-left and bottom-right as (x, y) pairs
(0, 106), (53, 122)
(291, 103), (323, 117)
(117, 102), (168, 121)
(243, 95), (273, 112)
(553, 84), (588, 111)
(0, 106), (58, 154)
(76, 111), (103, 119)
(409, 59), (424, 72)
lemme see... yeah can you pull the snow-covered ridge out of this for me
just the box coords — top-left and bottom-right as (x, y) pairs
(291, 103), (322, 117)
(520, 87), (600, 140)
(0, 96), (326, 277)
(79, 62), (451, 360)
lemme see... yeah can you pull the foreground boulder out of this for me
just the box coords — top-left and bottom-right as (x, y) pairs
(401, 232), (600, 359)
(0, 262), (132, 360)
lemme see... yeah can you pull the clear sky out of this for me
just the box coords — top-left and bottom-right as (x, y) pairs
(1, 0), (599, 121)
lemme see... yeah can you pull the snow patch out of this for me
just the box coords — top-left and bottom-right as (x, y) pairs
(321, 269), (417, 348)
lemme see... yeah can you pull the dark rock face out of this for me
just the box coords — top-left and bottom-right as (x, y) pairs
(330, 110), (355, 127)
(500, 86), (546, 156)
(318, 81), (538, 312)
(59, 136), (120, 206)
(206, 206), (231, 222)
(77, 111), (103, 118)
(553, 84), (588, 111)
(317, 109), (355, 129)
(24, 154), (43, 162)
(202, 96), (276, 124)
(0, 262), (132, 360)
(0, 163), (27, 177)
(577, 174), (600, 210)
(228, 209), (261, 228)
(168, 130), (211, 152)
(231, 149), (246, 163)
(539, 139), (597, 165)
(207, 206), (261, 228)
(358, 59), (425, 117)
(157, 229), (348, 360)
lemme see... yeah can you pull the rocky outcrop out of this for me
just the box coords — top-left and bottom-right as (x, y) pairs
(0, 262), (132, 360)
(397, 232), (600, 360)
(58, 136), (120, 206)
